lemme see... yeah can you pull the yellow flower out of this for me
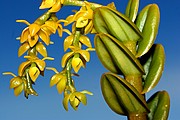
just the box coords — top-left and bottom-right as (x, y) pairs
(17, 20), (50, 47)
(18, 56), (46, 81)
(50, 71), (67, 94)
(42, 19), (67, 37)
(3, 72), (25, 96)
(63, 90), (93, 111)
(64, 2), (94, 34)
(64, 34), (92, 51)
(61, 46), (94, 73)
(39, 0), (64, 12)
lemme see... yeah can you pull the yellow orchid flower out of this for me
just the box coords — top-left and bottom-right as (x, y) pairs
(61, 45), (94, 72)
(42, 19), (67, 37)
(64, 34), (92, 51)
(3, 72), (25, 96)
(46, 67), (67, 94)
(18, 56), (46, 77)
(40, 0), (64, 13)
(17, 20), (50, 47)
(63, 90), (93, 111)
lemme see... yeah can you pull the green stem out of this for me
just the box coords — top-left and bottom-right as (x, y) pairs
(63, 0), (102, 10)
(125, 75), (143, 93)
(128, 113), (147, 120)
(66, 58), (73, 86)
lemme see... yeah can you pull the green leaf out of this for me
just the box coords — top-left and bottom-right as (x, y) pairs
(147, 91), (170, 120)
(101, 72), (149, 115)
(141, 44), (165, 93)
(136, 4), (160, 57)
(93, 6), (142, 43)
(125, 0), (139, 22)
(94, 33), (144, 75)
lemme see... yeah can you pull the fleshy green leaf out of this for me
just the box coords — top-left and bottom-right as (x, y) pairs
(147, 91), (170, 120)
(141, 44), (165, 93)
(101, 72), (149, 115)
(125, 0), (139, 22)
(93, 6), (142, 42)
(136, 4), (160, 57)
(94, 33), (144, 75)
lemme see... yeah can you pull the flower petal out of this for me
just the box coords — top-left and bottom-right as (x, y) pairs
(72, 57), (83, 73)
(10, 77), (23, 89)
(79, 50), (90, 62)
(48, 0), (61, 12)
(39, 0), (56, 9)
(29, 23), (41, 36)
(18, 61), (31, 76)
(64, 15), (74, 26)
(50, 73), (62, 87)
(61, 52), (74, 68)
(28, 34), (39, 47)
(36, 42), (47, 57)
(74, 92), (87, 105)
(63, 94), (71, 111)
(64, 35), (74, 51)
(76, 17), (88, 28)
(79, 35), (92, 47)
(18, 42), (30, 57)
(29, 67), (40, 82)
(14, 84), (24, 96)
(38, 29), (50, 45)
(35, 59), (46, 71)
(20, 27), (29, 43)
(56, 77), (67, 94)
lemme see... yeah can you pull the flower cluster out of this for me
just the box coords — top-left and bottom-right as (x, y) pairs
(3, 0), (100, 110)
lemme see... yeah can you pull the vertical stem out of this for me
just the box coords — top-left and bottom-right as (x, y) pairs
(128, 113), (147, 120)
(125, 75), (143, 94)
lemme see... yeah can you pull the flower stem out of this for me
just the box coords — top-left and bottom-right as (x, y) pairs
(63, 0), (102, 10)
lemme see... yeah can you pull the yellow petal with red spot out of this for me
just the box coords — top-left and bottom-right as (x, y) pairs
(38, 29), (50, 45)
(29, 23), (41, 36)
(18, 42), (30, 57)
(56, 77), (67, 94)
(76, 17), (88, 28)
(64, 35), (74, 51)
(35, 59), (46, 71)
(14, 84), (24, 96)
(79, 50), (90, 62)
(10, 77), (23, 89)
(61, 52), (74, 67)
(72, 57), (83, 73)
(28, 34), (39, 47)
(79, 35), (92, 47)
(39, 0), (56, 9)
(36, 42), (47, 57)
(18, 61), (31, 76)
(50, 73), (62, 87)
(20, 27), (29, 43)
(29, 67), (40, 82)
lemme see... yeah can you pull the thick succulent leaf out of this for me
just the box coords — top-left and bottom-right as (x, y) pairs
(141, 44), (165, 93)
(147, 91), (170, 120)
(101, 72), (149, 115)
(94, 33), (144, 75)
(125, 0), (139, 22)
(93, 6), (142, 42)
(136, 4), (160, 57)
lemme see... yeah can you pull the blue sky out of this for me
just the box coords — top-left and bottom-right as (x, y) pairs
(0, 0), (179, 120)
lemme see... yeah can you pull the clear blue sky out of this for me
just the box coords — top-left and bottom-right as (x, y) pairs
(0, 0), (179, 120)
